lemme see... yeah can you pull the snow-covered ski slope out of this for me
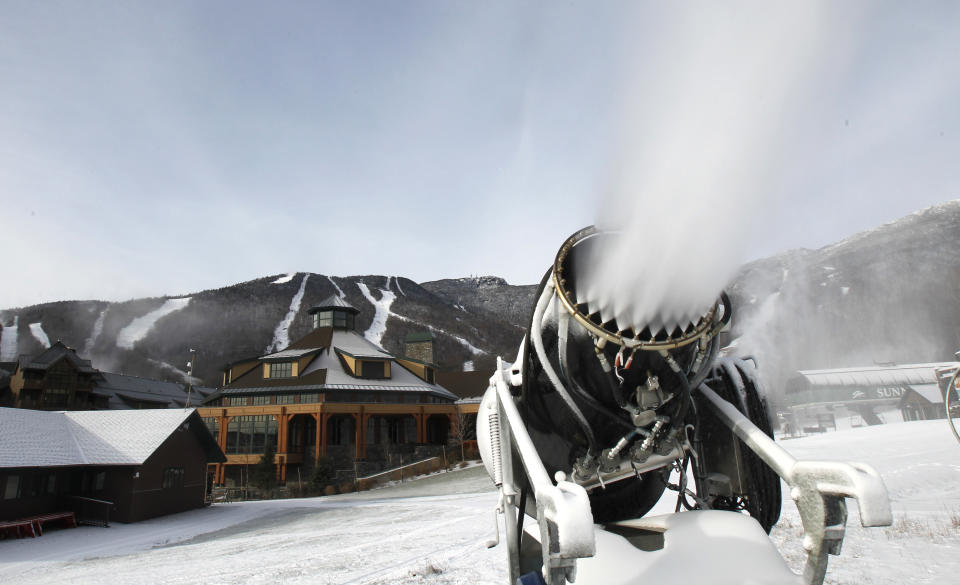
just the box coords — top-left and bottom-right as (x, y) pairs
(266, 274), (309, 353)
(0, 316), (18, 360)
(116, 298), (192, 350)
(1, 421), (956, 584)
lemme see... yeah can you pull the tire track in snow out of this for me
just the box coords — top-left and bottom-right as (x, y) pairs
(266, 274), (309, 353)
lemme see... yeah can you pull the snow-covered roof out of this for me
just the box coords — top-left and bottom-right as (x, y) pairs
(789, 362), (959, 392)
(261, 347), (319, 360)
(903, 383), (944, 405)
(94, 372), (201, 409)
(0, 408), (216, 469)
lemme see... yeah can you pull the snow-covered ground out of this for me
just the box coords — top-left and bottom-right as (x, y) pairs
(1, 316), (19, 360)
(266, 275), (310, 353)
(116, 298), (192, 350)
(1, 421), (957, 584)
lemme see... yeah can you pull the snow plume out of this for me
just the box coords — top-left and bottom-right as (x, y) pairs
(117, 298), (192, 350)
(29, 323), (51, 349)
(271, 272), (297, 285)
(0, 316), (18, 361)
(327, 275), (345, 299)
(148, 358), (202, 385)
(580, 3), (828, 335)
(266, 274), (310, 353)
(357, 282), (396, 348)
(82, 308), (108, 356)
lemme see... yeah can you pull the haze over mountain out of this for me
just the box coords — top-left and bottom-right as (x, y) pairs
(1, 201), (957, 407)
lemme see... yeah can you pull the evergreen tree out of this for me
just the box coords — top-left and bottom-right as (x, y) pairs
(309, 456), (334, 490)
(251, 442), (277, 493)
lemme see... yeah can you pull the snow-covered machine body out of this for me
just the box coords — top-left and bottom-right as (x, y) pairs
(477, 227), (892, 585)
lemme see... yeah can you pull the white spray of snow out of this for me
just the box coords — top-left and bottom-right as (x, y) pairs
(148, 358), (202, 385)
(326, 275), (345, 299)
(82, 308), (108, 356)
(29, 322), (51, 349)
(357, 282), (396, 348)
(271, 272), (297, 285)
(0, 316), (18, 361)
(266, 274), (310, 353)
(582, 3), (829, 335)
(116, 298), (192, 350)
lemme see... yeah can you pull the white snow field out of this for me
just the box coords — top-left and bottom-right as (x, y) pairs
(0, 316), (17, 360)
(1, 421), (957, 585)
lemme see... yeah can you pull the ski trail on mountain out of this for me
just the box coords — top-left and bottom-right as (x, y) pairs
(327, 275), (345, 299)
(0, 316), (18, 360)
(266, 274), (309, 353)
(83, 308), (108, 356)
(357, 282), (395, 348)
(29, 323), (51, 348)
(117, 298), (192, 350)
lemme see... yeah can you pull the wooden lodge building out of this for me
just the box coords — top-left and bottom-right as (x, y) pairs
(198, 297), (473, 486)
(0, 408), (225, 523)
(0, 341), (213, 411)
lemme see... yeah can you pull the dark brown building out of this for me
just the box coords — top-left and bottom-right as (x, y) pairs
(0, 408), (225, 523)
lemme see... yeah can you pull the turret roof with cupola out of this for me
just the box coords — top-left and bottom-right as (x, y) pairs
(206, 301), (457, 403)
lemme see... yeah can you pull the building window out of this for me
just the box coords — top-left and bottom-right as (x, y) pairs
(202, 417), (220, 438)
(276, 394), (296, 404)
(4, 475), (20, 499)
(225, 416), (279, 454)
(425, 368), (435, 384)
(360, 361), (386, 379)
(94, 471), (106, 491)
(227, 396), (249, 406)
(162, 467), (185, 489)
(315, 310), (355, 330)
(251, 395), (272, 406)
(269, 362), (292, 378)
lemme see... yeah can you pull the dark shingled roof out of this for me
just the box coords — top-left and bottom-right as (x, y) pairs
(308, 296), (359, 315)
(20, 341), (98, 373)
(287, 327), (334, 350)
(224, 367), (328, 390)
(405, 331), (435, 343)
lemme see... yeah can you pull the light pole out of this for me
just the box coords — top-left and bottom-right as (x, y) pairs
(186, 348), (197, 407)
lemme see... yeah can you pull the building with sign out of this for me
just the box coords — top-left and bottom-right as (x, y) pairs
(784, 361), (959, 431)
(197, 296), (465, 487)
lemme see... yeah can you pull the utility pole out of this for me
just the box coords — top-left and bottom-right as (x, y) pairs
(186, 348), (197, 407)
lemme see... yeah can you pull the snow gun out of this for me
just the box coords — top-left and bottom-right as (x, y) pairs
(477, 227), (892, 585)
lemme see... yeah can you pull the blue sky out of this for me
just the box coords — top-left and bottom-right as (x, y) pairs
(1, 1), (958, 309)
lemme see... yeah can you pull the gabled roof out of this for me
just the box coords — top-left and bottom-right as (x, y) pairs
(286, 327), (334, 350)
(214, 327), (457, 402)
(94, 372), (197, 410)
(788, 362), (959, 393)
(19, 341), (98, 374)
(0, 408), (225, 469)
(308, 296), (359, 315)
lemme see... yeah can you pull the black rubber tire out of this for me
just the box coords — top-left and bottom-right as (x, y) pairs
(710, 359), (782, 533)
